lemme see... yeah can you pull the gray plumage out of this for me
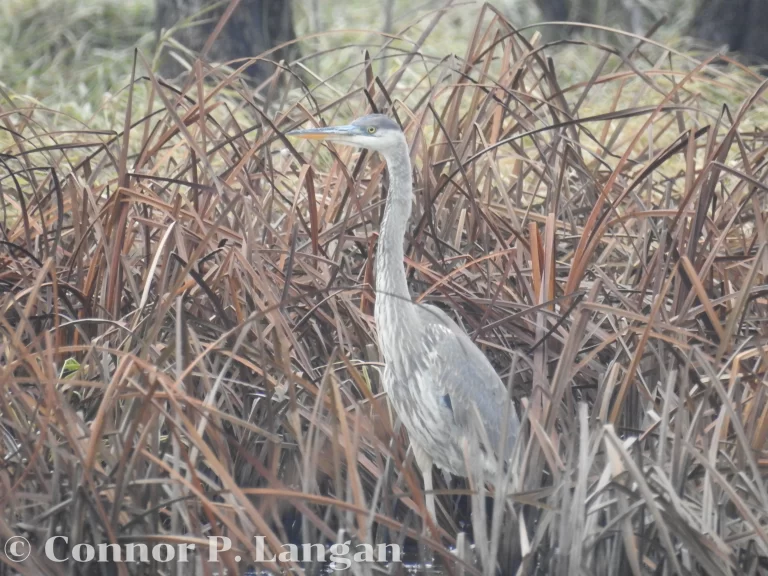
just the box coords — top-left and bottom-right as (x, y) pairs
(288, 114), (520, 521)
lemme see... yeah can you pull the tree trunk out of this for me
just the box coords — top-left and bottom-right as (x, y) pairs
(690, 0), (768, 61)
(535, 0), (570, 23)
(534, 0), (572, 41)
(533, 0), (636, 42)
(155, 0), (298, 81)
(741, 0), (768, 61)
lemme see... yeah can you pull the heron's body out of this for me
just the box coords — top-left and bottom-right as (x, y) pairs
(288, 114), (519, 522)
(380, 304), (516, 476)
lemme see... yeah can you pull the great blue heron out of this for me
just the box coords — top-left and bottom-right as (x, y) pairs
(288, 114), (520, 523)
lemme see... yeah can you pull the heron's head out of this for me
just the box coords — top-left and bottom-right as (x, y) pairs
(286, 114), (404, 153)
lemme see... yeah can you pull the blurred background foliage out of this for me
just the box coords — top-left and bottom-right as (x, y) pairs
(0, 0), (763, 125)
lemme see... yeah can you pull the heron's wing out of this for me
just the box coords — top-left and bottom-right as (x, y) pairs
(417, 304), (519, 462)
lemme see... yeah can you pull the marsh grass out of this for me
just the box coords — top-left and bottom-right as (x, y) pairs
(0, 0), (154, 118)
(2, 3), (768, 575)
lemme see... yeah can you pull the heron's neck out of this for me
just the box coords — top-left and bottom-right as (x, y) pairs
(376, 144), (414, 312)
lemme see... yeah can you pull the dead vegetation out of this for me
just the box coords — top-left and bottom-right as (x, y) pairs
(1, 4), (768, 575)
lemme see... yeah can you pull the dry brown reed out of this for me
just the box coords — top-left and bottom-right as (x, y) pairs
(1, 4), (768, 575)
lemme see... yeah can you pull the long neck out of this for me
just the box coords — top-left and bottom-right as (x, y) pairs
(376, 143), (414, 308)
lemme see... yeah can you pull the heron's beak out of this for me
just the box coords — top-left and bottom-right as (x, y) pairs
(286, 125), (360, 141)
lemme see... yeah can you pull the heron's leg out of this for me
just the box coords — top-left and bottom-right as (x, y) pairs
(412, 442), (436, 527)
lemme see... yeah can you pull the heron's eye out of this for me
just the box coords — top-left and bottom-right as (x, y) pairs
(367, 126), (377, 134)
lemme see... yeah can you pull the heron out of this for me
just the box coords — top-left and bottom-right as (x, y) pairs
(287, 114), (520, 524)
